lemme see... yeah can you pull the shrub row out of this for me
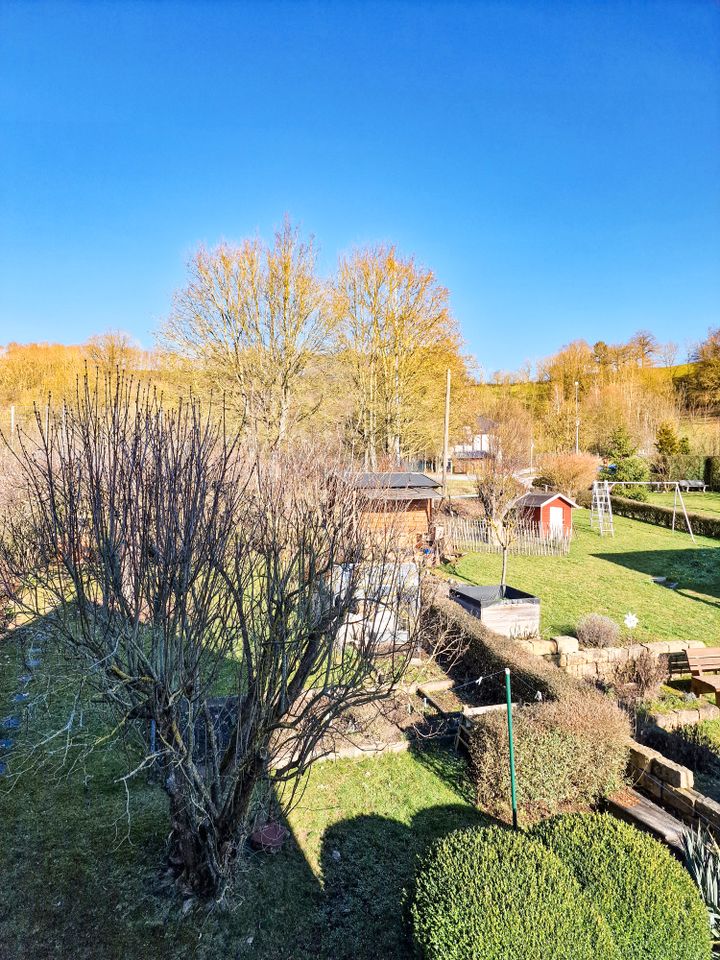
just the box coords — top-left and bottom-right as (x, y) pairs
(412, 815), (712, 960)
(705, 456), (720, 492)
(429, 596), (630, 823)
(610, 495), (720, 539)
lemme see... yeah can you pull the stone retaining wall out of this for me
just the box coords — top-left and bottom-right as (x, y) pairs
(629, 740), (720, 832)
(516, 636), (699, 682)
(647, 702), (720, 731)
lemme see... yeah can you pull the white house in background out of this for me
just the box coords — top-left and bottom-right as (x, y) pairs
(451, 416), (498, 473)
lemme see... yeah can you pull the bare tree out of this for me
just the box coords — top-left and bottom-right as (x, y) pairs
(334, 246), (460, 468)
(473, 412), (530, 590)
(84, 330), (139, 373)
(0, 374), (418, 898)
(160, 218), (330, 445)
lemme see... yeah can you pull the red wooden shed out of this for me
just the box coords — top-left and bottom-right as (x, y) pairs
(514, 491), (578, 537)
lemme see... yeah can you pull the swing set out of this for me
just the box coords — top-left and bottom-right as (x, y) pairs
(590, 480), (696, 543)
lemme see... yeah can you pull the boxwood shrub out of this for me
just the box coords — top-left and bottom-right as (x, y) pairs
(411, 826), (620, 960)
(531, 813), (712, 960)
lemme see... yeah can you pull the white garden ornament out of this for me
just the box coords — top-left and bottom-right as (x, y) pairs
(624, 613), (639, 630)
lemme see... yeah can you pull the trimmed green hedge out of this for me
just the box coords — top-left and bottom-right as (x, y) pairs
(610, 495), (720, 539)
(705, 456), (720, 492)
(411, 826), (620, 960)
(532, 813), (712, 960)
(429, 597), (630, 823)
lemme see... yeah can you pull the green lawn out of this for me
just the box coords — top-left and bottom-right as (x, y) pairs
(646, 490), (720, 520)
(442, 509), (720, 645)
(0, 636), (485, 960)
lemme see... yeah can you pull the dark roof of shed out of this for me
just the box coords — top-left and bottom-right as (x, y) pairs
(515, 491), (579, 510)
(355, 472), (441, 490)
(355, 472), (442, 502)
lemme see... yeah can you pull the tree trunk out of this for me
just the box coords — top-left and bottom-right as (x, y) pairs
(500, 546), (508, 595)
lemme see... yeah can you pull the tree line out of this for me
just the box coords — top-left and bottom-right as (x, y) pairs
(2, 217), (719, 465)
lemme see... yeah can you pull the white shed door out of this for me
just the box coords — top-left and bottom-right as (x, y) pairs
(549, 506), (564, 536)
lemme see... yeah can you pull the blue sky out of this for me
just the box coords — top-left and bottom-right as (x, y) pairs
(1, 1), (718, 374)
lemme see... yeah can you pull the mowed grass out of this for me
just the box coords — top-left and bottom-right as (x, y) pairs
(443, 509), (720, 644)
(646, 490), (720, 520)
(0, 636), (484, 960)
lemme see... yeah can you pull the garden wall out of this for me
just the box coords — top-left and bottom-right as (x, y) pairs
(516, 635), (699, 682)
(629, 740), (720, 832)
(610, 495), (720, 539)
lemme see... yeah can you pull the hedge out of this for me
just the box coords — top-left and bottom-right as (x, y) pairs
(705, 456), (720, 492)
(428, 596), (630, 823)
(610, 495), (720, 539)
(532, 813), (712, 960)
(411, 826), (620, 960)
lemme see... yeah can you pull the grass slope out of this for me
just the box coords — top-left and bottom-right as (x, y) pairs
(646, 490), (720, 521)
(443, 509), (720, 644)
(0, 637), (484, 960)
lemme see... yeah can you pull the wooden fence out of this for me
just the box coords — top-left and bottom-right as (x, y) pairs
(444, 516), (572, 557)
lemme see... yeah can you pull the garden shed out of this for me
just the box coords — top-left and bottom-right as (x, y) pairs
(515, 491), (578, 537)
(354, 472), (441, 542)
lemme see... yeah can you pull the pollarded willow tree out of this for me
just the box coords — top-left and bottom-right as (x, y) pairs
(0, 374), (419, 898)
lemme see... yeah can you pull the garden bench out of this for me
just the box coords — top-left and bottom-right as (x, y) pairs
(686, 647), (720, 706)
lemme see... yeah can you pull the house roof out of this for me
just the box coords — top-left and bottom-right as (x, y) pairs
(515, 491), (579, 510)
(355, 472), (442, 501)
(476, 416), (498, 432)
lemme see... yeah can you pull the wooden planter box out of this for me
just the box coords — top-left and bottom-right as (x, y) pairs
(449, 584), (540, 638)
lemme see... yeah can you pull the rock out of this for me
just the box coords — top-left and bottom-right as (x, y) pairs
(0, 716), (20, 731)
(651, 756), (693, 790)
(11, 693), (29, 703)
(554, 636), (579, 655)
(0, 739), (13, 751)
(331, 848), (342, 862)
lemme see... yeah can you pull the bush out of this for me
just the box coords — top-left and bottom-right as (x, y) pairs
(411, 826), (620, 960)
(532, 813), (712, 960)
(705, 456), (720, 492)
(610, 495), (720, 539)
(613, 648), (666, 701)
(468, 695), (628, 823)
(576, 613), (619, 648)
(533, 452), (599, 500)
(429, 597), (629, 824)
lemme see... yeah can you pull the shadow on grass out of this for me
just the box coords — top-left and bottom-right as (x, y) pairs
(317, 803), (493, 960)
(594, 548), (720, 607)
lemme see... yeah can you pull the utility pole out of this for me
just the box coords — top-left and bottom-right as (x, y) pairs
(574, 381), (580, 454)
(441, 368), (451, 498)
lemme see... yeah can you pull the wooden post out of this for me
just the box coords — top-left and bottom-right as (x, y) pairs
(441, 369), (451, 498)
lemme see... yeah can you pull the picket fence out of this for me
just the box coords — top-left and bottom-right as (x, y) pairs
(444, 516), (572, 557)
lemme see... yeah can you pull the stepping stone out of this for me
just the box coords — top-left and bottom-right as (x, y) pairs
(0, 739), (14, 752)
(25, 659), (41, 669)
(10, 693), (29, 704)
(18, 675), (32, 686)
(0, 716), (20, 731)
(0, 761), (7, 776)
